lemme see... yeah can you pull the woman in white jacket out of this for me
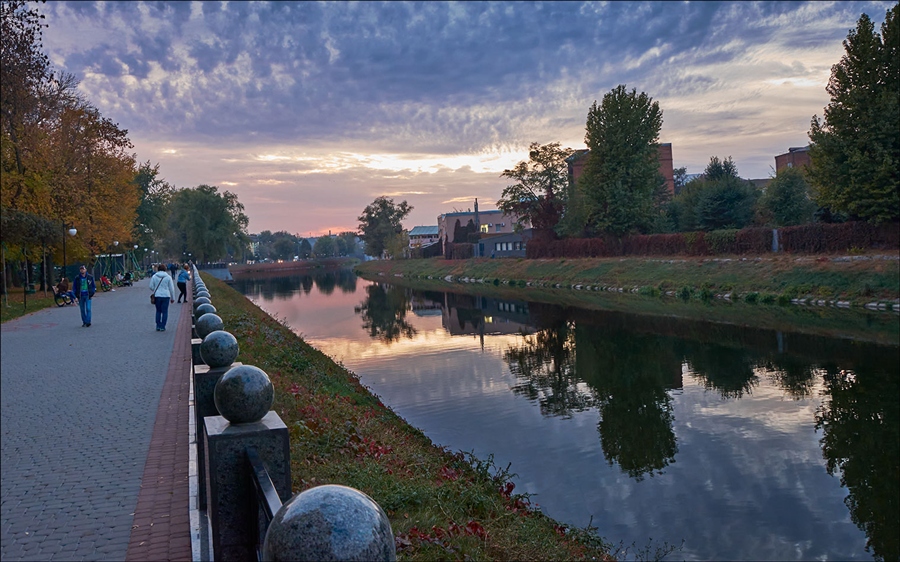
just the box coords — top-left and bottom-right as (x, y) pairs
(149, 263), (176, 331)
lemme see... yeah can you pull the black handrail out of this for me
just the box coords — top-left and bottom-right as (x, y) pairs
(247, 446), (283, 561)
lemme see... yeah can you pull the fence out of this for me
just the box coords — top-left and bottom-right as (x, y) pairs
(187, 265), (396, 561)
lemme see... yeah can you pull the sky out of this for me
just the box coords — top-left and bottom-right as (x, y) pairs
(41, 1), (894, 236)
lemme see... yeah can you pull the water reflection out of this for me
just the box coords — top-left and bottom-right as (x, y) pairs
(354, 284), (417, 343)
(816, 366), (899, 561)
(233, 268), (357, 301)
(237, 270), (898, 561)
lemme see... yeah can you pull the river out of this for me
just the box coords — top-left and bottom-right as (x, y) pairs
(233, 268), (898, 561)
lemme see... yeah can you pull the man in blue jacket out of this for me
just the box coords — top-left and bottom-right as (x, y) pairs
(73, 265), (96, 327)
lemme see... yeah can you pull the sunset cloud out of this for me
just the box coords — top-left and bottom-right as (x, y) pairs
(41, 1), (894, 234)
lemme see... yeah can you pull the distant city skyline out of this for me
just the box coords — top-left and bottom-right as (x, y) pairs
(41, 1), (894, 235)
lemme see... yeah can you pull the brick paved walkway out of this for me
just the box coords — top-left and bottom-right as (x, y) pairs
(125, 298), (193, 561)
(1, 278), (192, 561)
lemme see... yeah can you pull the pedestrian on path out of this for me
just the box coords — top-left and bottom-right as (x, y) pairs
(73, 265), (96, 327)
(176, 264), (190, 303)
(149, 264), (176, 331)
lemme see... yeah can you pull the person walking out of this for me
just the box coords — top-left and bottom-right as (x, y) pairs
(149, 264), (176, 331)
(176, 264), (190, 303)
(72, 265), (96, 327)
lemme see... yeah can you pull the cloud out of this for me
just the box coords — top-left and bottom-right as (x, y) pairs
(39, 1), (895, 233)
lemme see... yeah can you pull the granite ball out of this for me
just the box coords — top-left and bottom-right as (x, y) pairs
(196, 313), (225, 340)
(196, 289), (211, 299)
(200, 330), (239, 368)
(193, 296), (211, 312)
(262, 485), (396, 562)
(213, 365), (274, 424)
(195, 303), (217, 316)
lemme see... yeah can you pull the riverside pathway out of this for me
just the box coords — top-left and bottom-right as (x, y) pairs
(1, 276), (193, 561)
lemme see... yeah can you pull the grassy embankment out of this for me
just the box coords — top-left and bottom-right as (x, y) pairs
(200, 272), (615, 561)
(355, 253), (899, 305)
(354, 254), (900, 346)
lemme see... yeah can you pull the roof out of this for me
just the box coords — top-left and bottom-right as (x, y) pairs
(439, 210), (504, 218)
(409, 225), (439, 236)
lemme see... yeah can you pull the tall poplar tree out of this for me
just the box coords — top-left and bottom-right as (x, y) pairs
(808, 4), (899, 223)
(559, 85), (664, 237)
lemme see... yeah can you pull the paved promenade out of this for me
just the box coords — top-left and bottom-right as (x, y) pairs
(1, 277), (192, 561)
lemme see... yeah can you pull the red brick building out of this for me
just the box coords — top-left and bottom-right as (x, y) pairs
(566, 143), (675, 194)
(775, 146), (811, 172)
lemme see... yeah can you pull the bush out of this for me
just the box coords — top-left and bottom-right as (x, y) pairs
(677, 286), (692, 300)
(780, 221), (900, 253)
(706, 229), (739, 253)
(524, 219), (897, 259)
(744, 292), (759, 304)
(638, 285), (661, 297)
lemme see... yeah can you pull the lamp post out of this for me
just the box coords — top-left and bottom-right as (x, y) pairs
(62, 224), (77, 282)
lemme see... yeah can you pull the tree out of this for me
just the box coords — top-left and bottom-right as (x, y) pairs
(759, 167), (816, 227)
(357, 196), (412, 258)
(673, 166), (689, 196)
(558, 85), (664, 237)
(497, 142), (572, 236)
(808, 4), (899, 223)
(298, 238), (312, 259)
(132, 161), (174, 251)
(271, 232), (297, 260)
(162, 184), (249, 262)
(335, 231), (359, 256)
(312, 235), (336, 257)
(670, 156), (758, 231)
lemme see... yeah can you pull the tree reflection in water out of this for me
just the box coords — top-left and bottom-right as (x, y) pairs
(576, 325), (681, 481)
(354, 283), (416, 343)
(502, 301), (681, 481)
(816, 364), (899, 562)
(505, 320), (596, 418)
(683, 343), (759, 399)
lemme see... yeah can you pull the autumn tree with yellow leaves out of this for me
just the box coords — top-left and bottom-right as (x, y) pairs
(1, 0), (138, 291)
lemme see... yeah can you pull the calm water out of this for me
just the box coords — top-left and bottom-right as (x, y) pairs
(234, 269), (899, 561)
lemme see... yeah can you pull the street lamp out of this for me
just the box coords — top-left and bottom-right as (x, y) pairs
(62, 224), (77, 282)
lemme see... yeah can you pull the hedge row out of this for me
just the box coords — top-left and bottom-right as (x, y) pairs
(525, 222), (899, 259)
(779, 221), (899, 253)
(445, 242), (474, 260)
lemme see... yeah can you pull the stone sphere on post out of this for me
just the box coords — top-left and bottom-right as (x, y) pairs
(193, 296), (211, 313)
(195, 303), (217, 316)
(200, 330), (239, 368)
(262, 485), (396, 562)
(213, 365), (274, 424)
(196, 313), (225, 340)
(196, 289), (211, 299)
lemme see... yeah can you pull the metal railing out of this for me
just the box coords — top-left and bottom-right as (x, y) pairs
(247, 446), (282, 561)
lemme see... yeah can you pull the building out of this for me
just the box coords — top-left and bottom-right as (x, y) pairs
(437, 199), (523, 245)
(566, 143), (676, 194)
(775, 146), (811, 172)
(485, 229), (533, 258)
(408, 225), (439, 248)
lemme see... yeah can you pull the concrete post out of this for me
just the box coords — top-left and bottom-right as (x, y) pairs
(193, 362), (241, 509)
(204, 412), (291, 561)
